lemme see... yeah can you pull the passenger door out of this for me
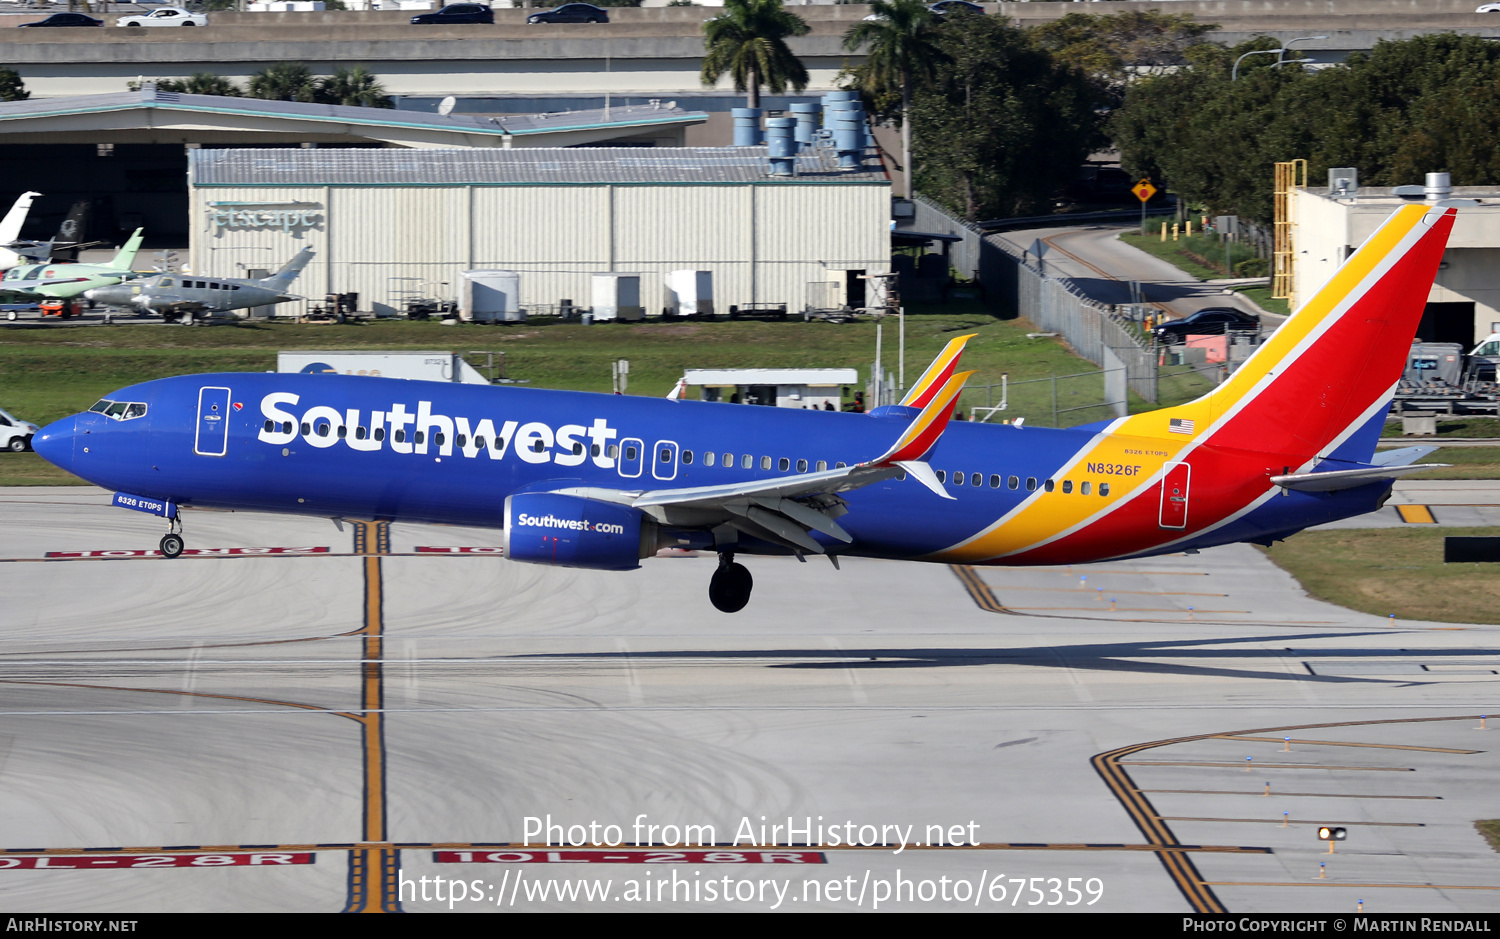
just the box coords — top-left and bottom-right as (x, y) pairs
(194, 386), (231, 457)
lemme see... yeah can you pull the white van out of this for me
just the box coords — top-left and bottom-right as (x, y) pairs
(1467, 333), (1500, 382)
(0, 407), (39, 452)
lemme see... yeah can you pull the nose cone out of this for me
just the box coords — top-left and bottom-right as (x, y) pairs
(31, 414), (77, 472)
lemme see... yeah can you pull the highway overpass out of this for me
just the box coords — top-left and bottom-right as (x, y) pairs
(0, 1), (1494, 101)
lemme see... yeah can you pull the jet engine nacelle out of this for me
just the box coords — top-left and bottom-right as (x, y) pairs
(503, 492), (656, 571)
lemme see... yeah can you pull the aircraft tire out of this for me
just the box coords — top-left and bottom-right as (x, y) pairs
(159, 533), (185, 559)
(708, 562), (752, 613)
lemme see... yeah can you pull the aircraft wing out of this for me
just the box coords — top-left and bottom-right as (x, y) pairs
(0, 276), (88, 299)
(553, 371), (973, 555)
(141, 294), (211, 314)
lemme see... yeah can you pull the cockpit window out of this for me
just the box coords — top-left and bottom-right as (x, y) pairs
(89, 399), (112, 413)
(97, 400), (147, 421)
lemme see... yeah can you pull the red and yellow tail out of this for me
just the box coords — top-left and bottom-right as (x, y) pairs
(937, 203), (1457, 564)
(1141, 203), (1456, 455)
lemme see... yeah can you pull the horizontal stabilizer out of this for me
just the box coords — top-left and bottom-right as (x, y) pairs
(1271, 463), (1445, 492)
(1371, 445), (1439, 467)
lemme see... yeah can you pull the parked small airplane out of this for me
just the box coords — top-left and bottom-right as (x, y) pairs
(85, 246), (314, 323)
(0, 229), (145, 302)
(0, 191), (42, 271)
(32, 206), (1456, 612)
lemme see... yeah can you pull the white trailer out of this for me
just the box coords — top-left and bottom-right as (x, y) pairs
(664, 270), (714, 317)
(460, 270), (524, 323)
(277, 351), (489, 384)
(591, 273), (643, 322)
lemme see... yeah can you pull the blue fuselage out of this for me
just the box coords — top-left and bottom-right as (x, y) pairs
(34, 372), (1390, 563)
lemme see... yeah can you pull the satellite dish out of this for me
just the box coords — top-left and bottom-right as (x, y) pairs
(438, 96), (457, 116)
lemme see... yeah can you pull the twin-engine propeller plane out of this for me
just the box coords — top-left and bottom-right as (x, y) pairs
(84, 246), (313, 323)
(34, 206), (1456, 612)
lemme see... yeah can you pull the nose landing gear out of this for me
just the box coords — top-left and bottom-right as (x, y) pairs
(159, 514), (184, 559)
(708, 551), (752, 613)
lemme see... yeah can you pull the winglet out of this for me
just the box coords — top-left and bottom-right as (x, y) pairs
(866, 370), (974, 467)
(900, 333), (977, 409)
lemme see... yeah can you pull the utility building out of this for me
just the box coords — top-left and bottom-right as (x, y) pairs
(188, 146), (889, 317)
(1294, 174), (1500, 346)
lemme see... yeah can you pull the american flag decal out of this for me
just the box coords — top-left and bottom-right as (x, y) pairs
(1169, 418), (1195, 434)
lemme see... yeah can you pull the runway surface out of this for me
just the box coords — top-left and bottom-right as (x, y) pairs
(2, 487), (1499, 912)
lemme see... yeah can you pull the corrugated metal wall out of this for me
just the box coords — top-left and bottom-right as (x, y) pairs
(191, 182), (888, 316)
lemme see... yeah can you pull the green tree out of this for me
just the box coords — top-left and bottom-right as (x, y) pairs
(910, 15), (1104, 219)
(700, 0), (810, 108)
(318, 65), (392, 108)
(842, 0), (945, 198)
(1110, 33), (1500, 223)
(154, 72), (242, 97)
(1029, 10), (1218, 99)
(248, 62), (319, 103)
(0, 67), (29, 103)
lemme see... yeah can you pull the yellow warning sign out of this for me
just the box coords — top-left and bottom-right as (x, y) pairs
(1132, 179), (1158, 203)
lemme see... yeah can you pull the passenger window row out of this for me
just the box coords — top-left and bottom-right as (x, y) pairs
(933, 469), (1112, 497)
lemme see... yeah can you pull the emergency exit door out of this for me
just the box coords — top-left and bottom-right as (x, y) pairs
(1158, 462), (1191, 529)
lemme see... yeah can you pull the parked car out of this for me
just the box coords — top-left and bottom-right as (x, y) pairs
(0, 406), (39, 452)
(1477, 3), (1500, 11)
(410, 3), (493, 25)
(116, 7), (208, 27)
(1152, 307), (1261, 345)
(928, 1), (986, 14)
(527, 3), (608, 24)
(19, 13), (103, 26)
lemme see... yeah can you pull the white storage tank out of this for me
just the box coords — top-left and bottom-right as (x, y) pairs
(460, 270), (524, 323)
(664, 270), (714, 317)
(591, 273), (643, 322)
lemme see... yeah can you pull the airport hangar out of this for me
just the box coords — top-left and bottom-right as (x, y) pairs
(0, 88), (891, 315)
(188, 144), (891, 318)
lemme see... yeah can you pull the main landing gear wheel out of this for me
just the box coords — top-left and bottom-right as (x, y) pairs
(709, 555), (752, 613)
(159, 533), (184, 559)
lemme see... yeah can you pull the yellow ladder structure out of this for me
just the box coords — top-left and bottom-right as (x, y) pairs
(1273, 160), (1307, 302)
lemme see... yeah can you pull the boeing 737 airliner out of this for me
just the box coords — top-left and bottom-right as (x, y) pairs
(32, 205), (1456, 612)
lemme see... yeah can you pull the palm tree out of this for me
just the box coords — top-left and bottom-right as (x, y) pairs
(700, 0), (810, 109)
(319, 66), (392, 108)
(248, 62), (319, 103)
(179, 72), (243, 97)
(842, 0), (943, 197)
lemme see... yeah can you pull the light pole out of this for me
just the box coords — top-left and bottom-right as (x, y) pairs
(1232, 36), (1329, 81)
